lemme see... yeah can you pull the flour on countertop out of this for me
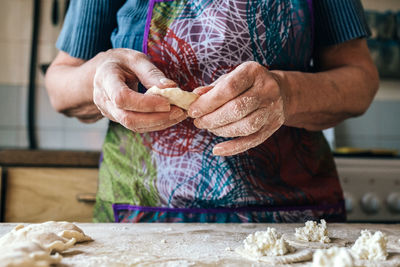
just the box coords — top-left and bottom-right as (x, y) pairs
(295, 219), (330, 243)
(351, 230), (388, 261)
(0, 241), (61, 267)
(312, 247), (354, 267)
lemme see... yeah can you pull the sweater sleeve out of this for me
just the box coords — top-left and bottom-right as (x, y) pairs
(314, 0), (371, 47)
(56, 0), (125, 60)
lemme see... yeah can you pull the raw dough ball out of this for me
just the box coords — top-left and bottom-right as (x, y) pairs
(295, 219), (330, 243)
(351, 230), (388, 261)
(0, 224), (75, 253)
(0, 241), (61, 267)
(312, 247), (354, 267)
(145, 86), (199, 110)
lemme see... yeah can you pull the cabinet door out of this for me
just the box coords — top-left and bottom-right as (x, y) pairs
(5, 168), (98, 222)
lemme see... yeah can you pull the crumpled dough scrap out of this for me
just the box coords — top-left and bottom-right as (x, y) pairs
(295, 219), (331, 243)
(0, 224), (75, 253)
(312, 247), (354, 267)
(351, 230), (388, 261)
(0, 241), (61, 267)
(145, 86), (199, 110)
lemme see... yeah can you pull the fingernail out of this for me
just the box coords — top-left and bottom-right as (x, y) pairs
(193, 119), (203, 129)
(213, 146), (224, 155)
(156, 103), (170, 112)
(189, 109), (200, 118)
(169, 109), (184, 120)
(160, 78), (175, 86)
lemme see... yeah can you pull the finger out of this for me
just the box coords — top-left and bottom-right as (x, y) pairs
(101, 70), (171, 113)
(135, 114), (188, 133)
(192, 85), (214, 95)
(105, 100), (185, 131)
(188, 63), (257, 118)
(126, 52), (177, 89)
(194, 93), (261, 129)
(208, 108), (268, 137)
(212, 119), (283, 156)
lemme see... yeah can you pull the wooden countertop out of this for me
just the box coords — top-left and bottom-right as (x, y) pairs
(1, 223), (400, 266)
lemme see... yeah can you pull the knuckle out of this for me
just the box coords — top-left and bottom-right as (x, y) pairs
(147, 67), (164, 78)
(119, 114), (132, 129)
(224, 79), (240, 97)
(248, 61), (262, 69)
(249, 114), (265, 132)
(232, 99), (247, 117)
(242, 61), (263, 75)
(131, 51), (147, 62)
(93, 92), (101, 106)
(113, 91), (126, 108)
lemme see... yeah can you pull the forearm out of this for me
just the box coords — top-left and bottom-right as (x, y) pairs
(272, 40), (379, 131)
(45, 52), (103, 122)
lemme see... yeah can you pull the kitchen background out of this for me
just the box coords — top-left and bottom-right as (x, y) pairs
(0, 0), (399, 152)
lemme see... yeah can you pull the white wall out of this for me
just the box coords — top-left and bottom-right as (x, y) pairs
(0, 0), (108, 150)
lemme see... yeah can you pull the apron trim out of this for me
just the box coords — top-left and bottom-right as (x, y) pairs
(307, 0), (314, 55)
(112, 201), (345, 222)
(143, 0), (174, 54)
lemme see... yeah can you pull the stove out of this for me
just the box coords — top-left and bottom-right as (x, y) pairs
(335, 157), (400, 222)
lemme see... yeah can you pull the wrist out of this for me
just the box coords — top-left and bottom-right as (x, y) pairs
(269, 70), (292, 125)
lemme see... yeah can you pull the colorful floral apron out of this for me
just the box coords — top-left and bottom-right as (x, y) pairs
(94, 0), (346, 223)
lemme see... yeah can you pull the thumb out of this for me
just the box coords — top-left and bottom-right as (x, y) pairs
(128, 52), (177, 89)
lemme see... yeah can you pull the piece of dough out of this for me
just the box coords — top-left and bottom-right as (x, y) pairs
(0, 241), (61, 267)
(295, 219), (331, 243)
(351, 230), (388, 261)
(235, 227), (313, 264)
(240, 228), (294, 257)
(0, 224), (76, 253)
(145, 86), (199, 110)
(312, 247), (354, 267)
(283, 234), (348, 249)
(235, 246), (313, 264)
(27, 221), (93, 243)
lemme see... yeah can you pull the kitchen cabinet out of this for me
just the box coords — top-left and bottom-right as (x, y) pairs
(0, 150), (100, 223)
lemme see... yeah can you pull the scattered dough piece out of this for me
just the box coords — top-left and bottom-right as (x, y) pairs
(145, 86), (199, 110)
(351, 230), (388, 261)
(295, 219), (330, 243)
(0, 241), (61, 267)
(241, 228), (293, 257)
(0, 224), (75, 253)
(312, 247), (354, 267)
(235, 227), (313, 264)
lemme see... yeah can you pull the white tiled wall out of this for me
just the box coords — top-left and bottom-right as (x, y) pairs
(0, 0), (108, 151)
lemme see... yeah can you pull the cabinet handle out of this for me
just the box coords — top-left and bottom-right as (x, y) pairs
(76, 193), (96, 203)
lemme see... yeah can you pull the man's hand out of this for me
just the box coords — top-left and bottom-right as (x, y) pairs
(188, 61), (285, 156)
